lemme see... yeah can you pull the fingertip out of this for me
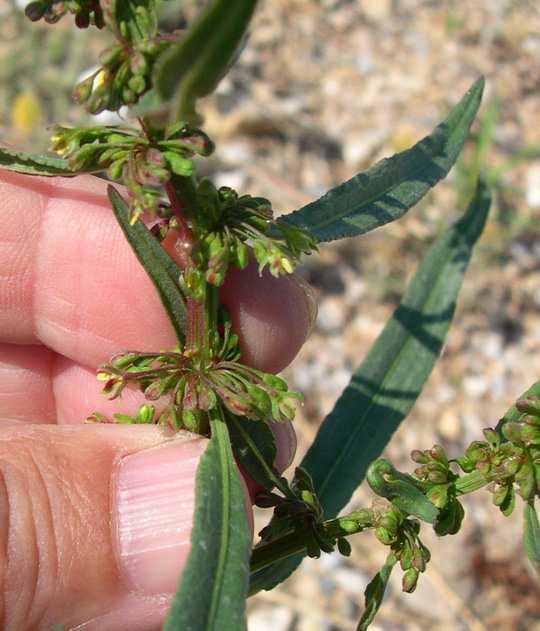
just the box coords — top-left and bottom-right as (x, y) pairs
(221, 262), (316, 374)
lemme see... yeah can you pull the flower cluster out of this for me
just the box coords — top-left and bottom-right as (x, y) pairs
(180, 179), (317, 298)
(88, 403), (157, 426)
(74, 34), (174, 113)
(371, 504), (431, 593)
(93, 313), (301, 434)
(411, 444), (465, 535)
(25, 0), (104, 28)
(455, 398), (540, 515)
(257, 467), (334, 558)
(27, 0), (177, 113)
(50, 123), (214, 221)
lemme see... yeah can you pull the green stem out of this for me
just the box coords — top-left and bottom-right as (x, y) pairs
(249, 516), (370, 579)
(249, 531), (308, 578)
(454, 469), (489, 495)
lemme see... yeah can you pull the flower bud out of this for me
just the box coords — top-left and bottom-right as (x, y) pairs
(402, 569), (419, 593)
(130, 50), (150, 76)
(164, 151), (194, 176)
(25, 2), (47, 21)
(135, 404), (156, 424)
(430, 444), (448, 465)
(45, 2), (66, 23)
(411, 449), (429, 464)
(337, 537), (352, 557)
(128, 74), (148, 96)
(100, 44), (125, 67)
(144, 380), (167, 401)
(86, 412), (108, 424)
(107, 158), (126, 181)
(75, 10), (91, 28)
(87, 92), (106, 115)
(482, 427), (500, 448)
(492, 484), (510, 507)
(73, 75), (95, 104)
(197, 382), (217, 411)
(375, 527), (394, 545)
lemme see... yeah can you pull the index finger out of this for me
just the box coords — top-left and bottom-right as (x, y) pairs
(0, 170), (314, 372)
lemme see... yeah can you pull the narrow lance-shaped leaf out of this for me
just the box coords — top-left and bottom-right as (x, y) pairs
(523, 500), (540, 583)
(250, 177), (491, 594)
(356, 554), (397, 631)
(108, 186), (187, 345)
(155, 0), (257, 123)
(277, 78), (484, 243)
(163, 412), (252, 631)
(227, 412), (279, 491)
(0, 145), (78, 177)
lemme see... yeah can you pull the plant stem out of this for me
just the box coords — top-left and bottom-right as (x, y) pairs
(249, 516), (370, 578)
(185, 297), (205, 360)
(455, 469), (489, 495)
(249, 531), (307, 578)
(164, 176), (197, 267)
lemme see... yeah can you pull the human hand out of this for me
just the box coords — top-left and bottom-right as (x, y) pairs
(0, 170), (315, 631)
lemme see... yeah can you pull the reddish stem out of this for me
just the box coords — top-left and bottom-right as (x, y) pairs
(165, 180), (192, 268)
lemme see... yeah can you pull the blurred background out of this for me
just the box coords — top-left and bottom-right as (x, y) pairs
(2, 0), (540, 629)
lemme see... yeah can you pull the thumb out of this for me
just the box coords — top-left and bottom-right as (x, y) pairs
(0, 424), (212, 631)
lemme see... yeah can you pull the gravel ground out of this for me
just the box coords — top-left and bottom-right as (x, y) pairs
(2, 1), (540, 630)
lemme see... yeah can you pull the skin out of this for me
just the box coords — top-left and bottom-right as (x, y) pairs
(0, 171), (314, 631)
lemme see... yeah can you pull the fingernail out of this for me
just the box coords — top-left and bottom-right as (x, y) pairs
(113, 436), (207, 595)
(290, 273), (318, 338)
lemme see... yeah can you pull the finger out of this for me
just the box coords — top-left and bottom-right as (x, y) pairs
(0, 170), (177, 365)
(0, 171), (314, 373)
(0, 343), (56, 425)
(0, 345), (297, 472)
(221, 263), (316, 373)
(49, 359), (297, 478)
(0, 424), (221, 631)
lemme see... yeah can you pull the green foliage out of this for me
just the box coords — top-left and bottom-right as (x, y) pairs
(279, 78), (484, 243)
(356, 555), (396, 631)
(524, 500), (540, 583)
(0, 145), (77, 176)
(162, 414), (252, 631)
(154, 0), (258, 124)
(108, 186), (187, 344)
(4, 1), (538, 630)
(250, 177), (491, 596)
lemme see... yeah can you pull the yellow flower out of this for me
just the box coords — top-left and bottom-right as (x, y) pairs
(11, 90), (44, 133)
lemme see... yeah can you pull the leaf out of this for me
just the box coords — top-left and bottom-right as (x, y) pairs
(356, 554), (397, 631)
(365, 461), (439, 524)
(0, 146), (77, 177)
(227, 412), (279, 490)
(108, 186), (187, 345)
(523, 500), (540, 583)
(250, 177), (491, 594)
(155, 0), (257, 123)
(163, 414), (252, 631)
(277, 78), (484, 243)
